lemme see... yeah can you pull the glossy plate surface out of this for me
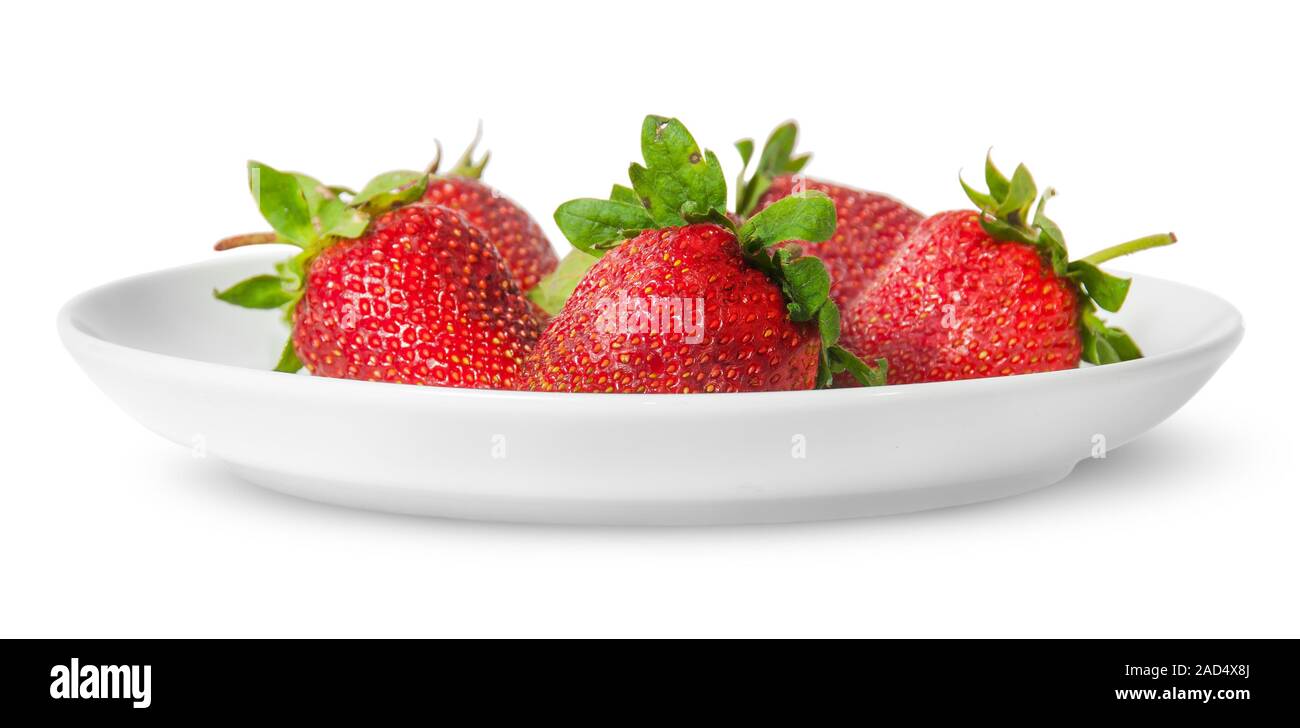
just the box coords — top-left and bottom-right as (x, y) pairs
(58, 251), (1243, 525)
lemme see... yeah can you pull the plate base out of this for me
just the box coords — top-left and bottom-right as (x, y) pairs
(225, 460), (1080, 526)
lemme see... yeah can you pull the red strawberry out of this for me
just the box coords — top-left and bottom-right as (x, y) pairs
(524, 116), (886, 393)
(526, 224), (822, 392)
(841, 155), (1176, 385)
(214, 163), (540, 389)
(420, 132), (558, 292)
(735, 123), (924, 309)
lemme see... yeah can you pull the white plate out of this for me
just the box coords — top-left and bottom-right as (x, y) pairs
(58, 251), (1243, 525)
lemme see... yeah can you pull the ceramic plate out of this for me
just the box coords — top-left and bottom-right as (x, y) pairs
(58, 251), (1243, 525)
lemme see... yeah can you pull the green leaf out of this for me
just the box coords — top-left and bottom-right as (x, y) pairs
(817, 300), (840, 348)
(995, 164), (1037, 224)
(735, 121), (808, 218)
(680, 201), (737, 232)
(640, 115), (699, 169)
(527, 249), (601, 316)
(826, 346), (888, 387)
(1024, 191), (1066, 275)
(984, 151), (1010, 201)
(629, 116), (727, 226)
(273, 338), (303, 373)
(735, 138), (755, 168)
(977, 215), (1040, 246)
(757, 122), (799, 175)
(739, 175), (774, 222)
(963, 155), (1047, 247)
(248, 161), (314, 247)
(1081, 324), (1118, 364)
(274, 251), (309, 291)
(317, 198), (370, 239)
(271, 251), (312, 323)
(1100, 326), (1142, 361)
(553, 198), (655, 255)
(1069, 260), (1131, 312)
(734, 138), (756, 214)
(284, 172), (371, 240)
(1080, 307), (1142, 365)
(609, 184), (640, 205)
(351, 170), (429, 212)
(816, 349), (834, 388)
(291, 172), (328, 211)
(213, 275), (294, 309)
(755, 122), (799, 171)
(960, 175), (996, 211)
(738, 191), (836, 254)
(449, 123), (490, 179)
(1031, 188), (1069, 275)
(779, 255), (831, 322)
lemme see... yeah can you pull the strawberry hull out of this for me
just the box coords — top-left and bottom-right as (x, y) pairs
(756, 175), (923, 310)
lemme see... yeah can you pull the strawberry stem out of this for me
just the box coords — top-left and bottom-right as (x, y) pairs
(214, 232), (280, 251)
(1080, 233), (1177, 265)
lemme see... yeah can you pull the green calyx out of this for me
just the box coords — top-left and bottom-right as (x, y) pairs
(734, 121), (811, 220)
(212, 161), (429, 372)
(550, 115), (886, 388)
(421, 125), (493, 180)
(442, 122), (491, 179)
(960, 154), (1177, 365)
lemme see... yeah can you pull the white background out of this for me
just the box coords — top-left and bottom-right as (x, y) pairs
(2, 1), (1296, 637)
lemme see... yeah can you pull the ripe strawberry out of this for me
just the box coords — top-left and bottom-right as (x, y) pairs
(841, 155), (1176, 385)
(420, 131), (558, 291)
(528, 224), (822, 392)
(524, 116), (886, 393)
(214, 163), (540, 388)
(735, 123), (924, 309)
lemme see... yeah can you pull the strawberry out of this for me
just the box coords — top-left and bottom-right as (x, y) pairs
(841, 154), (1176, 385)
(735, 123), (924, 309)
(528, 224), (823, 392)
(419, 130), (558, 292)
(523, 116), (887, 393)
(213, 163), (540, 388)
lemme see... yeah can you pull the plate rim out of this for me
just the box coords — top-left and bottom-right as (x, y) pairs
(57, 253), (1246, 406)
